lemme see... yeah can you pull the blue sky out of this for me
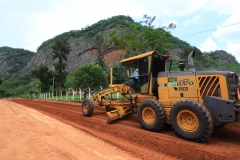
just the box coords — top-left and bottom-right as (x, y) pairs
(0, 0), (240, 62)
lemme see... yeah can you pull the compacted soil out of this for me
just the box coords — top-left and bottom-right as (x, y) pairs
(2, 99), (240, 160)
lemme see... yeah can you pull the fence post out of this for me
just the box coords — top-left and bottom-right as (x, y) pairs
(79, 88), (81, 101)
(88, 87), (90, 99)
(72, 89), (74, 101)
(84, 90), (86, 98)
(66, 90), (68, 100)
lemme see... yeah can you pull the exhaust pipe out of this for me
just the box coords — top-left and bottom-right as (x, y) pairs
(188, 50), (196, 71)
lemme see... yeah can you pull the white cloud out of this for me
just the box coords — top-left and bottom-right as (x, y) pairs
(199, 37), (218, 52)
(20, 0), (149, 51)
(206, 0), (240, 15)
(227, 43), (240, 62)
(207, 0), (240, 62)
(183, 14), (202, 26)
(161, 0), (209, 17)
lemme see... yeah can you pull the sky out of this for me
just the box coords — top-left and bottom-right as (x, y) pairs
(0, 0), (240, 62)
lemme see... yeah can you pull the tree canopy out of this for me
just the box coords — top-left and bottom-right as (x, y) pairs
(0, 74), (33, 97)
(92, 34), (108, 69)
(51, 38), (71, 91)
(0, 72), (3, 85)
(0, 47), (35, 79)
(72, 63), (108, 90)
(31, 64), (53, 92)
(109, 16), (174, 58)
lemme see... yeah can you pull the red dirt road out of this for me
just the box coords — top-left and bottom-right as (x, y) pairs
(0, 99), (139, 160)
(5, 99), (240, 159)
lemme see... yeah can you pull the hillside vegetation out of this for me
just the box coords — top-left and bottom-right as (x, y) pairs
(37, 15), (135, 52)
(0, 47), (35, 79)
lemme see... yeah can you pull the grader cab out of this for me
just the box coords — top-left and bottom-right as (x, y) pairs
(81, 50), (240, 142)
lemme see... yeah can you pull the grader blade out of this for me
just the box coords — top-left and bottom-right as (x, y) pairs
(106, 104), (134, 123)
(107, 110), (120, 122)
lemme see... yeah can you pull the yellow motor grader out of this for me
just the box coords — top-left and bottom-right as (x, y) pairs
(81, 50), (240, 142)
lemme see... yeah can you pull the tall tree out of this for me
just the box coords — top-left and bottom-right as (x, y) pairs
(109, 15), (176, 58)
(92, 34), (107, 69)
(140, 14), (156, 28)
(51, 38), (71, 91)
(31, 64), (53, 92)
(0, 72), (3, 85)
(140, 14), (176, 30)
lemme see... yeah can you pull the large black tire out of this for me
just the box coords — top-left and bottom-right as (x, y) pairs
(138, 99), (166, 132)
(170, 100), (213, 142)
(82, 98), (94, 117)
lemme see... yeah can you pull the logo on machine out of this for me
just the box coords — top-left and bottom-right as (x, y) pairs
(178, 79), (194, 86)
(174, 87), (188, 91)
(166, 78), (194, 92)
(168, 78), (194, 87)
(167, 77), (194, 91)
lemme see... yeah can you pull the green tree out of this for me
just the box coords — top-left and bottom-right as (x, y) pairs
(0, 72), (3, 85)
(51, 38), (71, 91)
(0, 74), (34, 97)
(92, 34), (107, 69)
(109, 15), (174, 58)
(31, 64), (53, 92)
(72, 63), (108, 90)
(107, 63), (128, 84)
(64, 75), (74, 89)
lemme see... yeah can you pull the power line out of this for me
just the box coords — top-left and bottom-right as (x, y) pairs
(179, 22), (240, 38)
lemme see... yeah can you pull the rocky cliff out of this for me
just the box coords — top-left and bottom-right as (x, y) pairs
(19, 36), (126, 76)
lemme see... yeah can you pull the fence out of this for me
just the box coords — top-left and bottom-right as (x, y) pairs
(37, 87), (123, 102)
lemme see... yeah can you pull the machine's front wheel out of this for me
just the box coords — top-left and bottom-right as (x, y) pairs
(138, 99), (166, 132)
(82, 98), (94, 117)
(170, 100), (213, 142)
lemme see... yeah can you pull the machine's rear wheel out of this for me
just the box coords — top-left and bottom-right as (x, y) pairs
(138, 99), (166, 132)
(170, 100), (213, 142)
(82, 98), (94, 117)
